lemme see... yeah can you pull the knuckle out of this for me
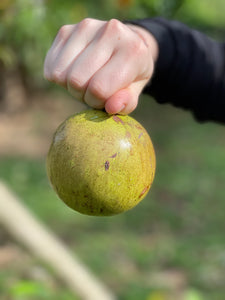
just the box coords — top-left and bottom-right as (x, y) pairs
(99, 19), (124, 43)
(88, 79), (107, 100)
(67, 73), (83, 90)
(77, 18), (93, 31)
(57, 25), (71, 39)
(52, 68), (65, 84)
(107, 19), (123, 31)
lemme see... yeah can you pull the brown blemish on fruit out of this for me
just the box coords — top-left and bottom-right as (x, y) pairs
(138, 132), (143, 139)
(139, 186), (149, 199)
(126, 131), (131, 138)
(135, 124), (143, 130)
(105, 160), (110, 171)
(129, 147), (134, 156)
(113, 115), (124, 125)
(110, 153), (117, 158)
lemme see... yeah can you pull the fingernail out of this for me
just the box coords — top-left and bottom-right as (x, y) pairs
(117, 104), (126, 114)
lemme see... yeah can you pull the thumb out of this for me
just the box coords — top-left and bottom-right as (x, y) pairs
(105, 79), (148, 115)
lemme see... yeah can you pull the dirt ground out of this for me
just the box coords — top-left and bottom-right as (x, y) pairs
(0, 91), (87, 158)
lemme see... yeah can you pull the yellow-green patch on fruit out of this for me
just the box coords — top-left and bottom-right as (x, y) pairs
(46, 109), (156, 216)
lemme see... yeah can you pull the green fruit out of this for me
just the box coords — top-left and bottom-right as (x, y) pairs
(47, 109), (156, 216)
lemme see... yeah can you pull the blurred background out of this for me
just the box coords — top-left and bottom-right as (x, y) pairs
(0, 0), (225, 299)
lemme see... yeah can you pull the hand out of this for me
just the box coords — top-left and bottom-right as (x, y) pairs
(44, 18), (158, 114)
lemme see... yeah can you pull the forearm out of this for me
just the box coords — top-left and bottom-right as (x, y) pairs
(128, 18), (225, 124)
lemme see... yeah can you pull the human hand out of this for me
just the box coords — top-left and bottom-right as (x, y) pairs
(44, 18), (158, 114)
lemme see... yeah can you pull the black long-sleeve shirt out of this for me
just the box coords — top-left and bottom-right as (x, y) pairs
(129, 18), (225, 124)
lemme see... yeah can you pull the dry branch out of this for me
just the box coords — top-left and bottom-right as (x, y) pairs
(0, 181), (116, 300)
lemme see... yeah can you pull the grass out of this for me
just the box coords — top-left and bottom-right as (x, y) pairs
(0, 95), (225, 299)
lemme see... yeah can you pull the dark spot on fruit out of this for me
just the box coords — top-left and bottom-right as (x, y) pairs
(138, 132), (143, 139)
(126, 131), (131, 138)
(110, 153), (117, 158)
(105, 160), (110, 171)
(83, 201), (89, 207)
(113, 115), (124, 125)
(135, 124), (143, 130)
(129, 148), (134, 156)
(139, 186), (149, 199)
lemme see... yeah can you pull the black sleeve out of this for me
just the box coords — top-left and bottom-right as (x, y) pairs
(128, 18), (225, 124)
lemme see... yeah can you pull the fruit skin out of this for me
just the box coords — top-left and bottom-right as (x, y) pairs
(46, 109), (156, 216)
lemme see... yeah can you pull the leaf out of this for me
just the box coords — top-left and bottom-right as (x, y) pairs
(146, 291), (168, 300)
(184, 289), (203, 300)
(10, 280), (48, 298)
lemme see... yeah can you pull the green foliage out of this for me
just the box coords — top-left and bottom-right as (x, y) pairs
(184, 289), (203, 300)
(177, 0), (225, 28)
(0, 0), (224, 88)
(4, 279), (76, 300)
(0, 269), (76, 300)
(0, 1), (225, 299)
(9, 280), (50, 299)
(0, 97), (225, 299)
